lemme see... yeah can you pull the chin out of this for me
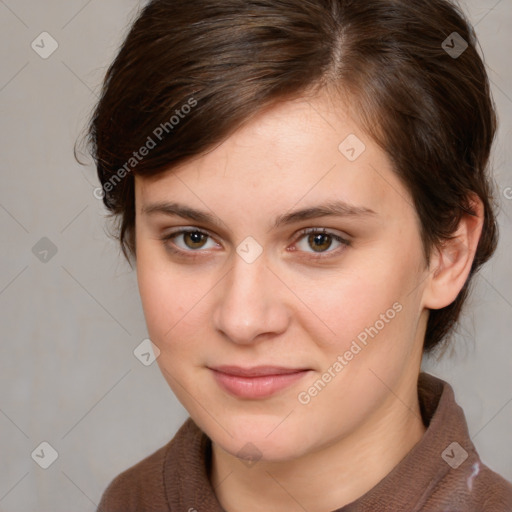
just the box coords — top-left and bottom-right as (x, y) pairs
(199, 411), (310, 463)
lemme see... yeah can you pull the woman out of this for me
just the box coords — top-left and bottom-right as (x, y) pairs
(87, 0), (512, 510)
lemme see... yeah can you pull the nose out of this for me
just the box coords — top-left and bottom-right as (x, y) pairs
(212, 252), (290, 345)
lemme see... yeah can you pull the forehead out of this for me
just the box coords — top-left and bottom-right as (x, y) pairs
(134, 92), (413, 225)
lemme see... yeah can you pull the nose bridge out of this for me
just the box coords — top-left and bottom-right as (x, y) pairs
(213, 251), (287, 344)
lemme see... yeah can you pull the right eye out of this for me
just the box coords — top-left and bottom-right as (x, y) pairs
(160, 228), (221, 254)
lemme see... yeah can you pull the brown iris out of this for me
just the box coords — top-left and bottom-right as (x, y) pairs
(183, 231), (208, 249)
(308, 233), (333, 252)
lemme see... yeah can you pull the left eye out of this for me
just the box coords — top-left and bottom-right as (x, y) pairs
(295, 229), (349, 254)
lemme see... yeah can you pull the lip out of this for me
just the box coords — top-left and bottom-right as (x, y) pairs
(209, 366), (311, 399)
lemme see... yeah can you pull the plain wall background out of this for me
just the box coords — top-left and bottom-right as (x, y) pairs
(0, 1), (510, 510)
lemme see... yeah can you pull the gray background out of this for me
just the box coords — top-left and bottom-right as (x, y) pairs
(0, 1), (510, 511)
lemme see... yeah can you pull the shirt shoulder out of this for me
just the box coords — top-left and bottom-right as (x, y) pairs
(464, 463), (512, 511)
(96, 440), (172, 512)
(96, 417), (220, 512)
(426, 456), (512, 511)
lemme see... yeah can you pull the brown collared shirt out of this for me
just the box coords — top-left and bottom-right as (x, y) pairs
(97, 373), (512, 511)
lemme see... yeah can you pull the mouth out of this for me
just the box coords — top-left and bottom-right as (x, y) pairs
(208, 365), (312, 399)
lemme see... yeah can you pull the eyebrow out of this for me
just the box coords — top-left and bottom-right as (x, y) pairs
(141, 200), (377, 230)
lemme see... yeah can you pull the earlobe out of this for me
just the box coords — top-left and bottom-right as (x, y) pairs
(422, 194), (484, 310)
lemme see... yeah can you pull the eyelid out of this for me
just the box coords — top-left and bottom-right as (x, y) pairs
(295, 226), (350, 241)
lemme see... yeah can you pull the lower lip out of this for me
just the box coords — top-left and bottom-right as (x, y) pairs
(210, 369), (310, 399)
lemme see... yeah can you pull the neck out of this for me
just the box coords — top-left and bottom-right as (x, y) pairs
(210, 375), (426, 512)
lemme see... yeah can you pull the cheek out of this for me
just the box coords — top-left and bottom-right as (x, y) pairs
(296, 249), (421, 356)
(136, 253), (216, 360)
(293, 268), (399, 342)
(136, 245), (183, 342)
(138, 270), (189, 340)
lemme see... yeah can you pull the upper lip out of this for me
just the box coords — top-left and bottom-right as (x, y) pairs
(209, 365), (310, 377)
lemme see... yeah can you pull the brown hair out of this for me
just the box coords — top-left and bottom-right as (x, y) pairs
(84, 0), (498, 353)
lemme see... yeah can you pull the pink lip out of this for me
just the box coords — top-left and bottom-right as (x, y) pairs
(209, 366), (311, 399)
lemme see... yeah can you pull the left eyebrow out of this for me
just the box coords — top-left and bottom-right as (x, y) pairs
(272, 200), (377, 229)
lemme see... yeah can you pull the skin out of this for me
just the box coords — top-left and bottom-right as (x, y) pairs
(134, 90), (483, 512)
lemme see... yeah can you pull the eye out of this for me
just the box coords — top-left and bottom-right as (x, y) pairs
(161, 229), (219, 252)
(160, 227), (350, 259)
(294, 228), (350, 256)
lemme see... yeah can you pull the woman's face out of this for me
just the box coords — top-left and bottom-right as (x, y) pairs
(134, 92), (431, 462)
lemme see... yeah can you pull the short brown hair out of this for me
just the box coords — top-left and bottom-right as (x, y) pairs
(85, 0), (499, 353)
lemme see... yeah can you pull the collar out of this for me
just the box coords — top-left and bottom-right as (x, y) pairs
(162, 372), (477, 511)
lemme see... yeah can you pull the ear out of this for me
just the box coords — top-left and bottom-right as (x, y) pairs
(422, 193), (484, 310)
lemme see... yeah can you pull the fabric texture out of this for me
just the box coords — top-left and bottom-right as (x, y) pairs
(97, 372), (512, 511)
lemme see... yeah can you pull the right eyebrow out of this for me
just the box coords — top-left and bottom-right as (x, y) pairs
(141, 201), (223, 227)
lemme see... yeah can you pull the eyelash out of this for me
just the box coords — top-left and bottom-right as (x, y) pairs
(159, 227), (351, 260)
